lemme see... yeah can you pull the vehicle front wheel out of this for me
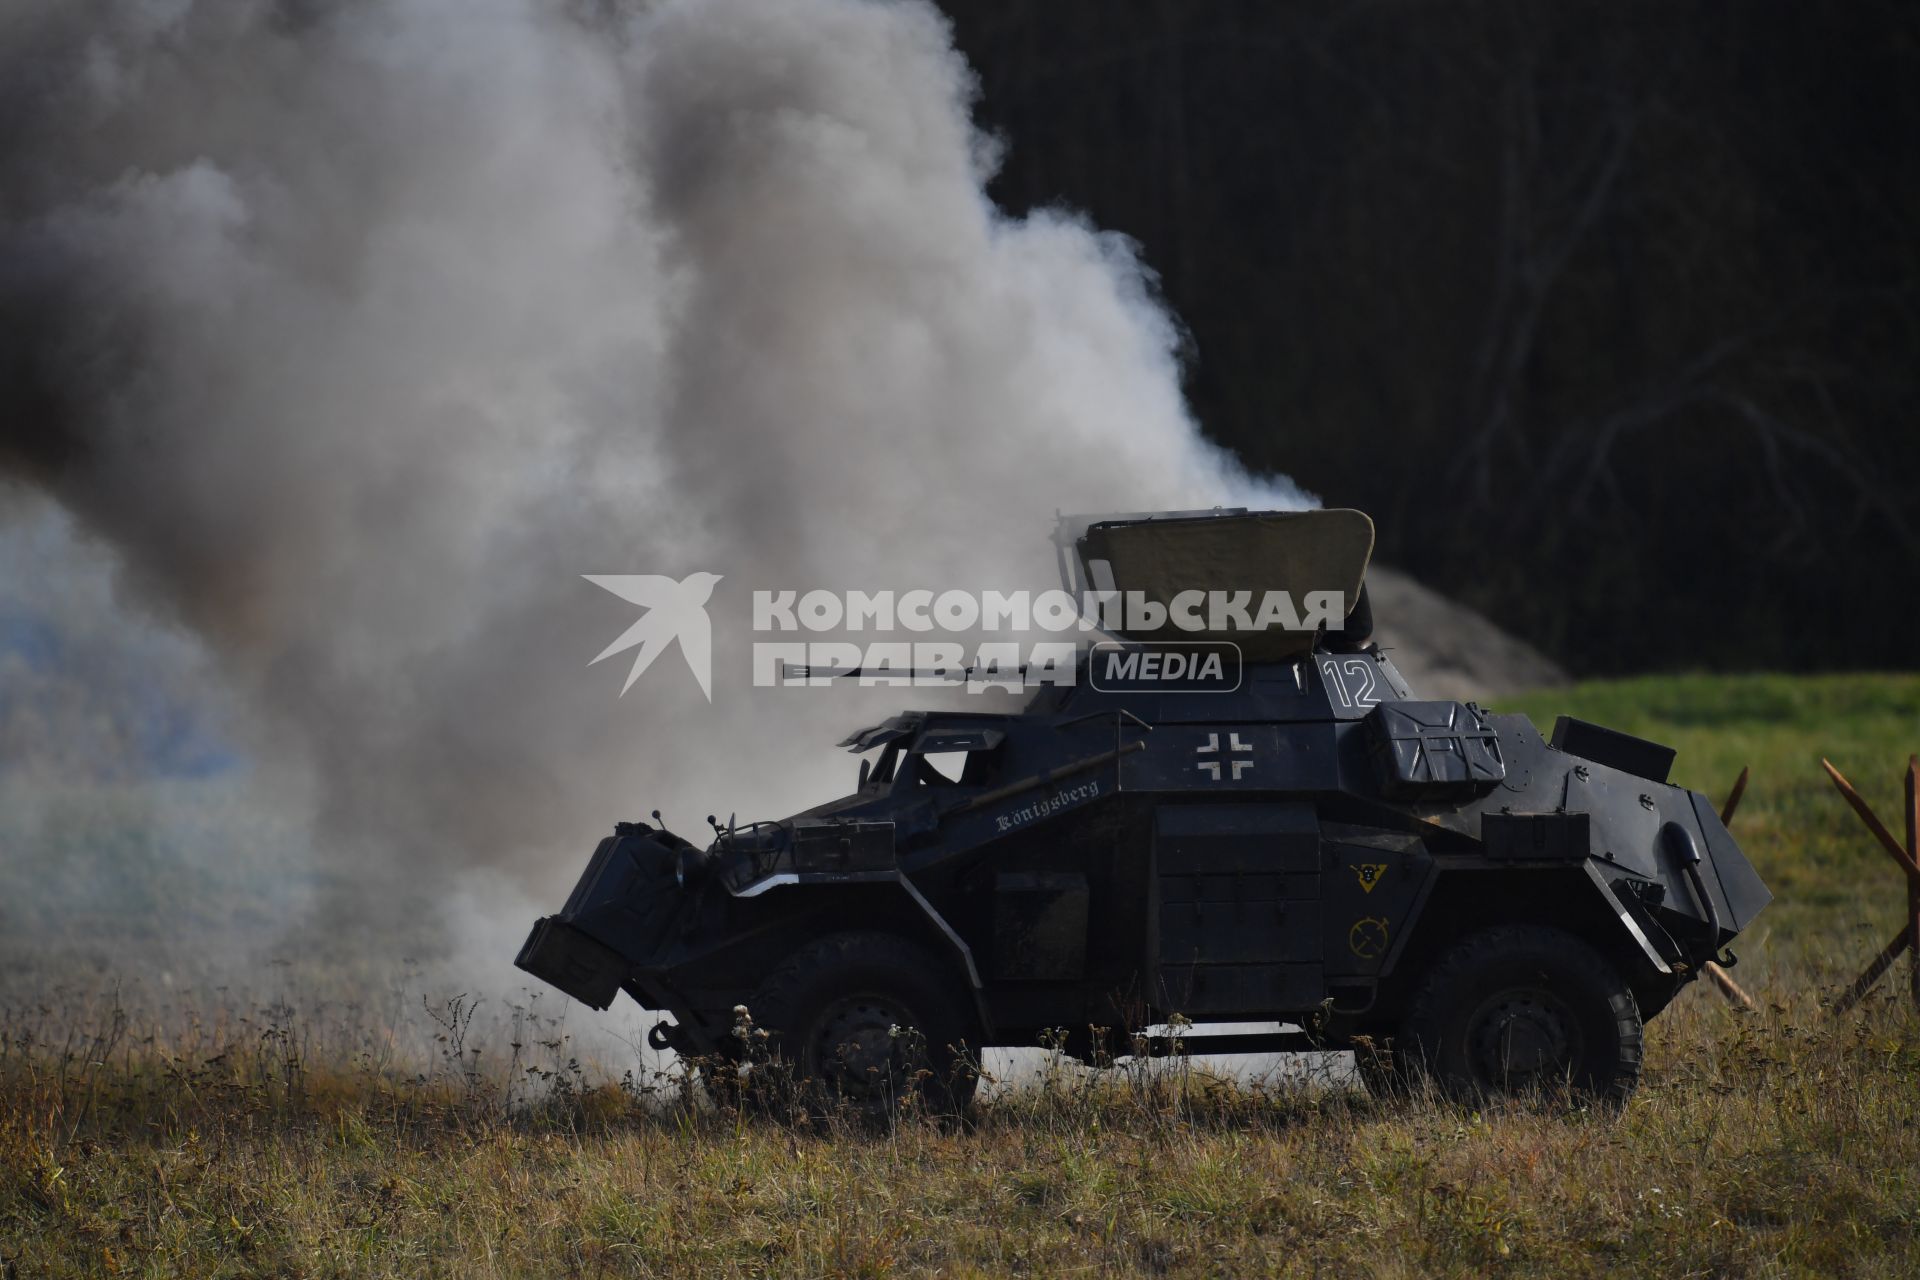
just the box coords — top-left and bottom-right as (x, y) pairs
(1398, 925), (1643, 1104)
(746, 931), (980, 1123)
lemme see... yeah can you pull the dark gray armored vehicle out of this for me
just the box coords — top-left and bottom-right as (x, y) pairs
(518, 509), (1769, 1109)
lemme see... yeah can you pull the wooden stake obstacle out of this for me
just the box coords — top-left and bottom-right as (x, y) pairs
(1824, 755), (1920, 1016)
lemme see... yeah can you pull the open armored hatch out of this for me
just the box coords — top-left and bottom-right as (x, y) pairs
(1056, 507), (1375, 661)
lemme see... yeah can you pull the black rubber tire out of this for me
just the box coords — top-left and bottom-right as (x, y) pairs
(1398, 925), (1643, 1104)
(697, 1050), (748, 1112)
(745, 931), (980, 1123)
(1350, 1034), (1404, 1099)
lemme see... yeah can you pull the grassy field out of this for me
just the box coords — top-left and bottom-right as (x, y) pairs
(3, 673), (1918, 1278)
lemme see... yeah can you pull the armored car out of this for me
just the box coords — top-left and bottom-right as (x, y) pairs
(518, 509), (1769, 1111)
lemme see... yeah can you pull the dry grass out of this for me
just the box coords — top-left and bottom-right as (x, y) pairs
(3, 672), (1918, 1277)
(1, 979), (1916, 1278)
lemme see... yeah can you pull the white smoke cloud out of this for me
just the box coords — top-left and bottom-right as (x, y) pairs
(0, 0), (1304, 971)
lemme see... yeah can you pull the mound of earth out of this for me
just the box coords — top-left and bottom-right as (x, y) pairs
(1365, 565), (1567, 702)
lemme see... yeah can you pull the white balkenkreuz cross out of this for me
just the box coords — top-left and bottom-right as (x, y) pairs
(1194, 731), (1254, 780)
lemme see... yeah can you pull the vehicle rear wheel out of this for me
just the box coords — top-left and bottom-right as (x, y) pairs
(1350, 1034), (1404, 1099)
(746, 931), (980, 1123)
(1398, 925), (1643, 1104)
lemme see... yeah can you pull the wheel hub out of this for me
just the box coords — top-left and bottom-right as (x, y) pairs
(811, 996), (916, 1100)
(1468, 989), (1580, 1088)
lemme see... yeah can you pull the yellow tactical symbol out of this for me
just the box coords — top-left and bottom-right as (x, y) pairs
(1351, 862), (1388, 893)
(1348, 916), (1390, 959)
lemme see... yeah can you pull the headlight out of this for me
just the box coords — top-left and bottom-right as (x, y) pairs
(675, 845), (708, 889)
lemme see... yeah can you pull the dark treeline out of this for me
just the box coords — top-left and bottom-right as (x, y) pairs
(942, 0), (1919, 674)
